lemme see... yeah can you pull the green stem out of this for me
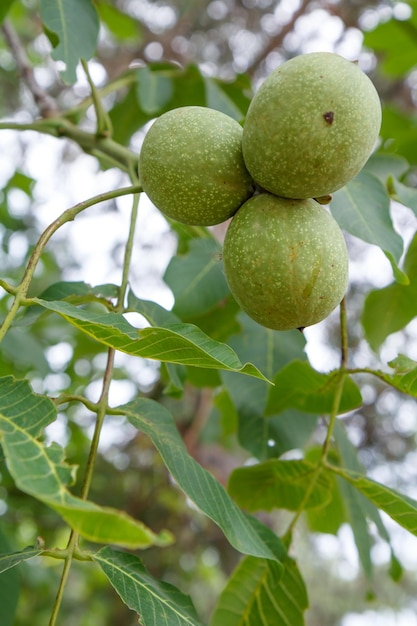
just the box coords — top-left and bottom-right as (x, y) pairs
(283, 370), (346, 544)
(0, 118), (138, 173)
(118, 193), (140, 310)
(48, 531), (78, 626)
(80, 349), (116, 500)
(0, 184), (141, 343)
(78, 187), (141, 498)
(0, 279), (18, 295)
(51, 394), (99, 412)
(340, 296), (348, 368)
(63, 71), (136, 124)
(283, 298), (350, 544)
(81, 59), (113, 137)
(47, 187), (141, 622)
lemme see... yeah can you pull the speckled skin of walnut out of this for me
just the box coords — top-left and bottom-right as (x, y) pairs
(139, 106), (254, 226)
(242, 52), (382, 199)
(223, 194), (349, 331)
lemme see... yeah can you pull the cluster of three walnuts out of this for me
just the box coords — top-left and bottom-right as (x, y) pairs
(139, 52), (382, 331)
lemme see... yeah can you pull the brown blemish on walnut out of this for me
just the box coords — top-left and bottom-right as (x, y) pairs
(323, 111), (334, 124)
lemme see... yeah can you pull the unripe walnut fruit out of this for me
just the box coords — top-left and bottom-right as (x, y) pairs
(242, 52), (382, 199)
(223, 194), (349, 331)
(139, 106), (254, 226)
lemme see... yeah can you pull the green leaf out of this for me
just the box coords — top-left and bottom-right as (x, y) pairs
(111, 64), (251, 146)
(4, 171), (35, 197)
(375, 354), (417, 397)
(228, 460), (333, 513)
(335, 466), (417, 538)
(362, 233), (417, 351)
(222, 314), (307, 459)
(0, 526), (20, 626)
(0, 546), (42, 574)
(39, 0), (99, 83)
(210, 556), (308, 626)
(34, 299), (269, 381)
(40, 280), (119, 301)
(363, 152), (410, 183)
(392, 178), (417, 217)
(122, 397), (281, 562)
(94, 547), (204, 626)
(265, 360), (362, 416)
(133, 313), (187, 393)
(304, 448), (346, 535)
(389, 552), (403, 583)
(330, 171), (404, 279)
(0, 376), (172, 549)
(126, 289), (181, 326)
(204, 77), (246, 121)
(1, 327), (50, 376)
(333, 422), (396, 582)
(164, 238), (229, 320)
(0, 0), (15, 23)
(379, 105), (417, 164)
(96, 1), (141, 41)
(364, 10), (417, 77)
(205, 73), (252, 120)
(136, 66), (174, 114)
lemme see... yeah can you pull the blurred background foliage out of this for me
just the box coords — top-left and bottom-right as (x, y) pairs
(2, 1), (417, 625)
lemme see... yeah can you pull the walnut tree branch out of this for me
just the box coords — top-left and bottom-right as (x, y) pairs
(1, 19), (59, 117)
(246, 0), (312, 76)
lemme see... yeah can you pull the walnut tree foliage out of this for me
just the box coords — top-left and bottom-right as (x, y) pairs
(2, 1), (417, 625)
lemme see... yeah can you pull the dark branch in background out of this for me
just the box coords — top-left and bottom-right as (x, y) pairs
(1, 19), (59, 118)
(246, 0), (312, 76)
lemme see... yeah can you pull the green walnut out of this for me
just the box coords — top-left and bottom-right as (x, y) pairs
(242, 52), (382, 199)
(223, 193), (349, 331)
(139, 106), (254, 226)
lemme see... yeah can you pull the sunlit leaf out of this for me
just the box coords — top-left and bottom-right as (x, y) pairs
(379, 105), (417, 165)
(304, 447), (347, 535)
(228, 459), (333, 512)
(210, 556), (308, 626)
(364, 11), (417, 77)
(34, 299), (269, 380)
(94, 547), (204, 626)
(96, 0), (141, 40)
(0, 376), (171, 549)
(265, 360), (362, 416)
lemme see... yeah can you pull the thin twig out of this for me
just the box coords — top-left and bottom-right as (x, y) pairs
(0, 184), (141, 343)
(1, 19), (59, 117)
(340, 296), (348, 368)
